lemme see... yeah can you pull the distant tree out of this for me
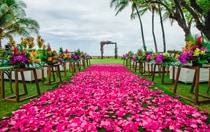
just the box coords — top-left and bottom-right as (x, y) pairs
(145, 0), (210, 40)
(110, 0), (147, 51)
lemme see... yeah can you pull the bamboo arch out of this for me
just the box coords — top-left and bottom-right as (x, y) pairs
(100, 41), (117, 59)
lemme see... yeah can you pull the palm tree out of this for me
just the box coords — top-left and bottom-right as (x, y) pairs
(151, 5), (158, 52)
(138, 3), (158, 52)
(0, 0), (39, 48)
(158, 4), (166, 52)
(145, 0), (192, 41)
(110, 0), (147, 51)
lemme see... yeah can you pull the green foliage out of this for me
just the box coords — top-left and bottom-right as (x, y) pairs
(59, 47), (64, 54)
(0, 0), (39, 48)
(197, 0), (210, 15)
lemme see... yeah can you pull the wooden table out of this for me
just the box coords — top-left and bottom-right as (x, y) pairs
(0, 66), (14, 93)
(152, 64), (175, 84)
(205, 66), (210, 93)
(70, 61), (81, 74)
(134, 62), (151, 77)
(61, 62), (71, 77)
(42, 64), (62, 85)
(1, 67), (41, 102)
(173, 65), (210, 104)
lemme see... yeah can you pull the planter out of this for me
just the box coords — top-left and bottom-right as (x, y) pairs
(169, 67), (209, 83)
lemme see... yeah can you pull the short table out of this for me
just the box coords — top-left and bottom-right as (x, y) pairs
(1, 68), (41, 102)
(152, 64), (175, 84)
(173, 65), (210, 104)
(42, 64), (62, 85)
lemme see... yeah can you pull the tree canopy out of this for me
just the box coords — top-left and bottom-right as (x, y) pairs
(0, 0), (40, 48)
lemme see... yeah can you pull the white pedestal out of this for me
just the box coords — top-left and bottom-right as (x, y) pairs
(169, 67), (209, 83)
(59, 62), (70, 71)
(4, 68), (47, 82)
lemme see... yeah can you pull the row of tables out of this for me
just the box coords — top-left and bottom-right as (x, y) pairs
(126, 59), (210, 104)
(0, 59), (90, 102)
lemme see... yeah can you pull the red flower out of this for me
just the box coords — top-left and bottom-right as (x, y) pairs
(13, 46), (18, 54)
(191, 45), (200, 50)
(65, 49), (69, 53)
(47, 45), (51, 51)
(196, 36), (202, 45)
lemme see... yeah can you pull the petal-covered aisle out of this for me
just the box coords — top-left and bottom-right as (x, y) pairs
(0, 64), (210, 131)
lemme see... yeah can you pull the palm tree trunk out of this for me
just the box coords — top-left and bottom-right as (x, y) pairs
(0, 39), (2, 49)
(152, 7), (158, 52)
(158, 4), (166, 52)
(134, 4), (147, 52)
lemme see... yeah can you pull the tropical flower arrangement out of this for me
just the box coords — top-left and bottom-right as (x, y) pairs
(86, 54), (92, 60)
(39, 44), (58, 65)
(80, 52), (92, 60)
(122, 51), (134, 60)
(70, 49), (81, 63)
(1, 44), (41, 68)
(122, 53), (129, 60)
(58, 47), (70, 63)
(133, 54), (137, 62)
(178, 35), (210, 66)
(136, 49), (152, 63)
(148, 52), (179, 66)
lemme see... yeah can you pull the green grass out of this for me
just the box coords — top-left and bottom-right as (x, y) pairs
(128, 63), (210, 113)
(0, 67), (81, 119)
(0, 58), (210, 120)
(90, 58), (123, 64)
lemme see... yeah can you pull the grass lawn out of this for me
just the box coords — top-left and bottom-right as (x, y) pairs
(0, 57), (210, 120)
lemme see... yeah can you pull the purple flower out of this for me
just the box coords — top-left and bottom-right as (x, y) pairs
(21, 55), (28, 63)
(73, 55), (79, 60)
(133, 55), (137, 62)
(155, 54), (163, 64)
(178, 52), (188, 64)
(9, 60), (16, 65)
(13, 55), (28, 64)
(58, 57), (63, 63)
(146, 54), (151, 61)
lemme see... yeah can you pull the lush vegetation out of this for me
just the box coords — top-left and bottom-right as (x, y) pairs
(110, 0), (210, 52)
(0, 0), (39, 48)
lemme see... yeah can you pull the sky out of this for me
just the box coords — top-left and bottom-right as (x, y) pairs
(3, 0), (199, 56)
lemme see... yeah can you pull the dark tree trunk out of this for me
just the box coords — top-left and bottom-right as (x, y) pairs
(134, 4), (147, 51)
(152, 7), (158, 52)
(0, 39), (2, 49)
(158, 4), (166, 52)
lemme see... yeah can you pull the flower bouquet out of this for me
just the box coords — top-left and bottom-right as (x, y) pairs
(70, 53), (80, 63)
(2, 44), (41, 68)
(58, 47), (70, 64)
(136, 49), (150, 63)
(39, 44), (58, 65)
(148, 52), (178, 66)
(178, 35), (210, 66)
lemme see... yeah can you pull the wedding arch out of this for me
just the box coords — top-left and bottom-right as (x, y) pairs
(100, 41), (118, 59)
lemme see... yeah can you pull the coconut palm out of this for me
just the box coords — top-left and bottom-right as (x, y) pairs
(0, 0), (39, 48)
(144, 0), (192, 41)
(158, 4), (166, 52)
(138, 3), (158, 52)
(110, 0), (147, 51)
